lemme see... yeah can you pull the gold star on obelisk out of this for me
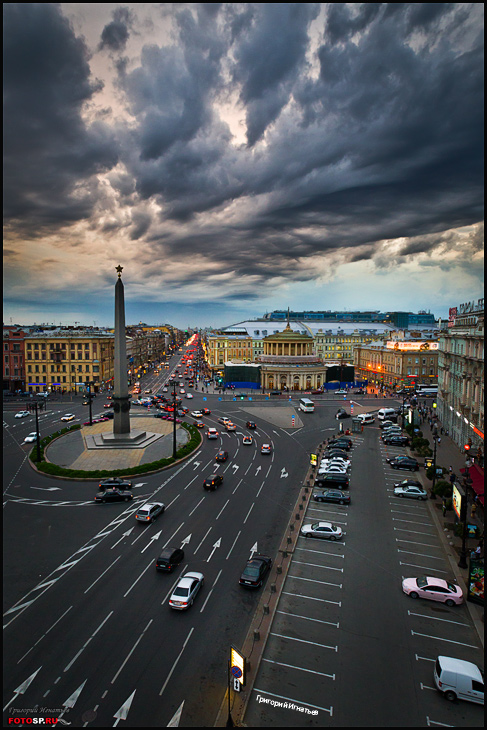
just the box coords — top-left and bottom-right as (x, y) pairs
(115, 265), (123, 279)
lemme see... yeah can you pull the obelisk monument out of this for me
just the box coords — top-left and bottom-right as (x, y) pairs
(112, 265), (131, 434)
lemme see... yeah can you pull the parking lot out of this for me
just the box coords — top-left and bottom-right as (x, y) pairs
(243, 427), (483, 727)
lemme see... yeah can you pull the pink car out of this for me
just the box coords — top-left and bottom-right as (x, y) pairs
(402, 576), (463, 606)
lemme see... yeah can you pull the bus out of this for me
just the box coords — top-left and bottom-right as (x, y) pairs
(415, 384), (438, 396)
(299, 398), (315, 412)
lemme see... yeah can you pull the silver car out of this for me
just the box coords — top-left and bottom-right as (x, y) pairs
(168, 572), (204, 610)
(394, 484), (428, 500)
(135, 502), (165, 523)
(300, 522), (343, 541)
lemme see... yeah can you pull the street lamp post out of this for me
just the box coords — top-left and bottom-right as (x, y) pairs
(429, 434), (438, 499)
(458, 475), (473, 569)
(34, 399), (41, 463)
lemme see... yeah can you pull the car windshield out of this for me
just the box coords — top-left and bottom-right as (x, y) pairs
(446, 581), (458, 591)
(416, 576), (428, 588)
(243, 566), (260, 578)
(173, 586), (189, 597)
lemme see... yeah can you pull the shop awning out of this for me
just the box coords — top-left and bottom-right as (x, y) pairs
(461, 464), (484, 506)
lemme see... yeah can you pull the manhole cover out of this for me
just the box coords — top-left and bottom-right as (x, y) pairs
(81, 710), (97, 722)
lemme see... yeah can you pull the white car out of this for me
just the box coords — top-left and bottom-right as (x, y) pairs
(60, 414), (75, 422)
(191, 411), (203, 418)
(15, 411), (30, 418)
(179, 388), (185, 394)
(185, 393), (193, 399)
(300, 522), (343, 540)
(168, 572), (204, 610)
(318, 465), (348, 476)
(24, 432), (39, 443)
(226, 422), (236, 431)
(335, 389), (347, 395)
(207, 428), (219, 439)
(162, 387), (168, 392)
(218, 417), (231, 426)
(356, 413), (375, 424)
(261, 444), (272, 454)
(319, 458), (351, 470)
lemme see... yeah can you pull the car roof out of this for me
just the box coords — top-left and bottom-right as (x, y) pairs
(138, 502), (161, 509)
(436, 656), (482, 679)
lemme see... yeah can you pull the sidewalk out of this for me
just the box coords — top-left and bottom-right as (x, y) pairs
(420, 418), (484, 645)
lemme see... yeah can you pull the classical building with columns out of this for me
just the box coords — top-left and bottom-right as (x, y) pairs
(256, 322), (327, 391)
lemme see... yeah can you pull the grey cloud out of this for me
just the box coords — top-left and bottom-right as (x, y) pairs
(3, 3), (119, 234)
(99, 7), (134, 52)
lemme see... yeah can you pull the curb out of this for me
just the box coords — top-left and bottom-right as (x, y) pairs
(214, 443), (326, 727)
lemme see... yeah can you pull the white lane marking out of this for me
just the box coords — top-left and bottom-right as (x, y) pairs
(84, 556), (122, 594)
(216, 500), (230, 520)
(158, 627), (194, 696)
(407, 611), (470, 627)
(63, 611), (113, 672)
(17, 606), (73, 664)
(243, 502), (254, 524)
(111, 619), (153, 684)
(123, 560), (154, 598)
(226, 531), (241, 560)
(199, 569), (222, 613)
(188, 497), (205, 517)
(194, 527), (212, 554)
(282, 591), (341, 606)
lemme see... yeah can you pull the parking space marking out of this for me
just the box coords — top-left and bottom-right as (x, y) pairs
(398, 549), (444, 560)
(426, 718), (453, 727)
(408, 611), (470, 627)
(282, 591), (341, 606)
(252, 687), (332, 716)
(287, 574), (342, 588)
(411, 630), (479, 648)
(394, 527), (436, 537)
(400, 561), (448, 573)
(277, 610), (339, 627)
(393, 517), (433, 527)
(262, 658), (335, 679)
(270, 632), (338, 651)
(292, 559), (343, 572)
(396, 538), (441, 548)
(295, 546), (344, 559)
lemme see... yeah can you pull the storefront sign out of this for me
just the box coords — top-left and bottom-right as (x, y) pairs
(386, 341), (438, 351)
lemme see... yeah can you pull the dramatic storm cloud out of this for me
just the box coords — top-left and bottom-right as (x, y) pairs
(3, 3), (484, 327)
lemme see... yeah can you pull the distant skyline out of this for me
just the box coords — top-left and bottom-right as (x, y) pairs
(4, 4), (484, 329)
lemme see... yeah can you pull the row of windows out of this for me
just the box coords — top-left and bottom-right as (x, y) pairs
(27, 365), (100, 373)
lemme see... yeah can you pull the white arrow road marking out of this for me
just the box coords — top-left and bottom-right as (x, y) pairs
(232, 464), (239, 473)
(206, 538), (221, 563)
(113, 690), (136, 725)
(280, 468), (289, 478)
(3, 667), (42, 712)
(132, 483), (147, 489)
(58, 679), (87, 725)
(255, 465), (262, 476)
(167, 701), (184, 727)
(180, 534), (192, 547)
(141, 530), (162, 553)
(250, 542), (258, 559)
(192, 461), (201, 469)
(111, 527), (135, 549)
(31, 487), (62, 491)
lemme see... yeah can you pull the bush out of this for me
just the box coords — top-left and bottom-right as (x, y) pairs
(433, 480), (453, 499)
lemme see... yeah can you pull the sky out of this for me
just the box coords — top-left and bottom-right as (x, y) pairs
(3, 3), (484, 329)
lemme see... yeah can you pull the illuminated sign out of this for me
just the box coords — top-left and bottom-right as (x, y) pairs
(230, 646), (246, 686)
(310, 454), (317, 466)
(386, 341), (438, 351)
(452, 484), (463, 520)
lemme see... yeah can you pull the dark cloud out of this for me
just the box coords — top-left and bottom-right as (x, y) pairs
(3, 3), (119, 235)
(3, 3), (484, 309)
(98, 7), (134, 52)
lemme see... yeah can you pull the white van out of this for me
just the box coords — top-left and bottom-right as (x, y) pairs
(434, 656), (484, 705)
(377, 407), (397, 421)
(356, 413), (375, 424)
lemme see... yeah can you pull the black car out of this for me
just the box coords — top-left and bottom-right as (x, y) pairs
(202, 408), (211, 415)
(383, 435), (409, 446)
(314, 473), (349, 489)
(215, 450), (228, 462)
(94, 488), (133, 503)
(394, 479), (424, 490)
(246, 421), (256, 429)
(269, 390), (281, 396)
(313, 489), (351, 505)
(325, 449), (349, 459)
(336, 408), (350, 420)
(327, 440), (351, 452)
(354, 389), (365, 395)
(99, 477), (133, 490)
(239, 555), (272, 588)
(155, 546), (185, 572)
(387, 456), (419, 471)
(203, 474), (224, 491)
(380, 419), (397, 429)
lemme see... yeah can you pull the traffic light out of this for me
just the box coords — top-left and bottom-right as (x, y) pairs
(464, 443), (471, 453)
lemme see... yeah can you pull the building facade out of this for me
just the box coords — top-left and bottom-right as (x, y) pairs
(437, 300), (484, 453)
(206, 333), (253, 374)
(3, 326), (28, 392)
(354, 340), (439, 390)
(24, 330), (115, 393)
(314, 329), (379, 364)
